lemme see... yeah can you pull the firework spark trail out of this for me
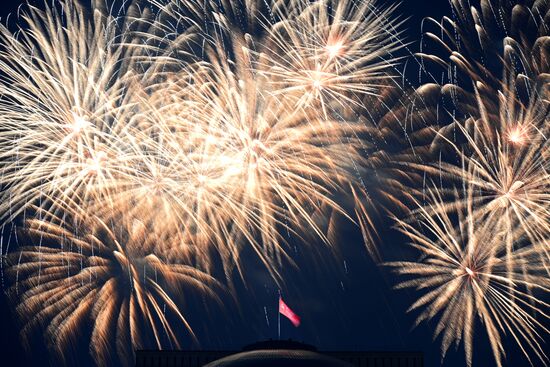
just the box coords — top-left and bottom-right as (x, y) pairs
(387, 184), (550, 367)
(5, 206), (222, 366)
(418, 0), (550, 87)
(413, 0), (550, 259)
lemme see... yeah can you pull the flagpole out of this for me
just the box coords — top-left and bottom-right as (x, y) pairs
(277, 297), (281, 340)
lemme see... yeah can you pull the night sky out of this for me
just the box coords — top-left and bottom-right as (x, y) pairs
(0, 1), (547, 366)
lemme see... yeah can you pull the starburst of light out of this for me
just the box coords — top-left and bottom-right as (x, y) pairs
(387, 185), (550, 367)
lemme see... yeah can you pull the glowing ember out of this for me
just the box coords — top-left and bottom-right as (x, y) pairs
(69, 113), (91, 134)
(326, 41), (343, 58)
(507, 126), (528, 145)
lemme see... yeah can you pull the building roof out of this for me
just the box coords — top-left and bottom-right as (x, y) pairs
(203, 349), (352, 367)
(135, 340), (424, 367)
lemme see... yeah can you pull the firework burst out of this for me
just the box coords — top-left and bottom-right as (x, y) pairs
(414, 0), (550, 258)
(133, 0), (416, 266)
(398, 0), (550, 364)
(5, 206), (222, 366)
(0, 0), (413, 362)
(0, 0), (411, 270)
(416, 77), (550, 259)
(257, 0), (406, 116)
(387, 185), (549, 367)
(1, 0), (546, 366)
(0, 0), (153, 224)
(137, 31), (368, 274)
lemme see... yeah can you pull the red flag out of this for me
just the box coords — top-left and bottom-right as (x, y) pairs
(279, 297), (301, 327)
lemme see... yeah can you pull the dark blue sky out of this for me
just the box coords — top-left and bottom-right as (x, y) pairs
(0, 1), (546, 367)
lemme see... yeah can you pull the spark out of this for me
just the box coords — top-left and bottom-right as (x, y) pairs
(506, 126), (529, 145)
(68, 113), (91, 135)
(325, 41), (344, 59)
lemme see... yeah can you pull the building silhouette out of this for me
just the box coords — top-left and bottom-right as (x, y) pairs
(136, 340), (424, 367)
